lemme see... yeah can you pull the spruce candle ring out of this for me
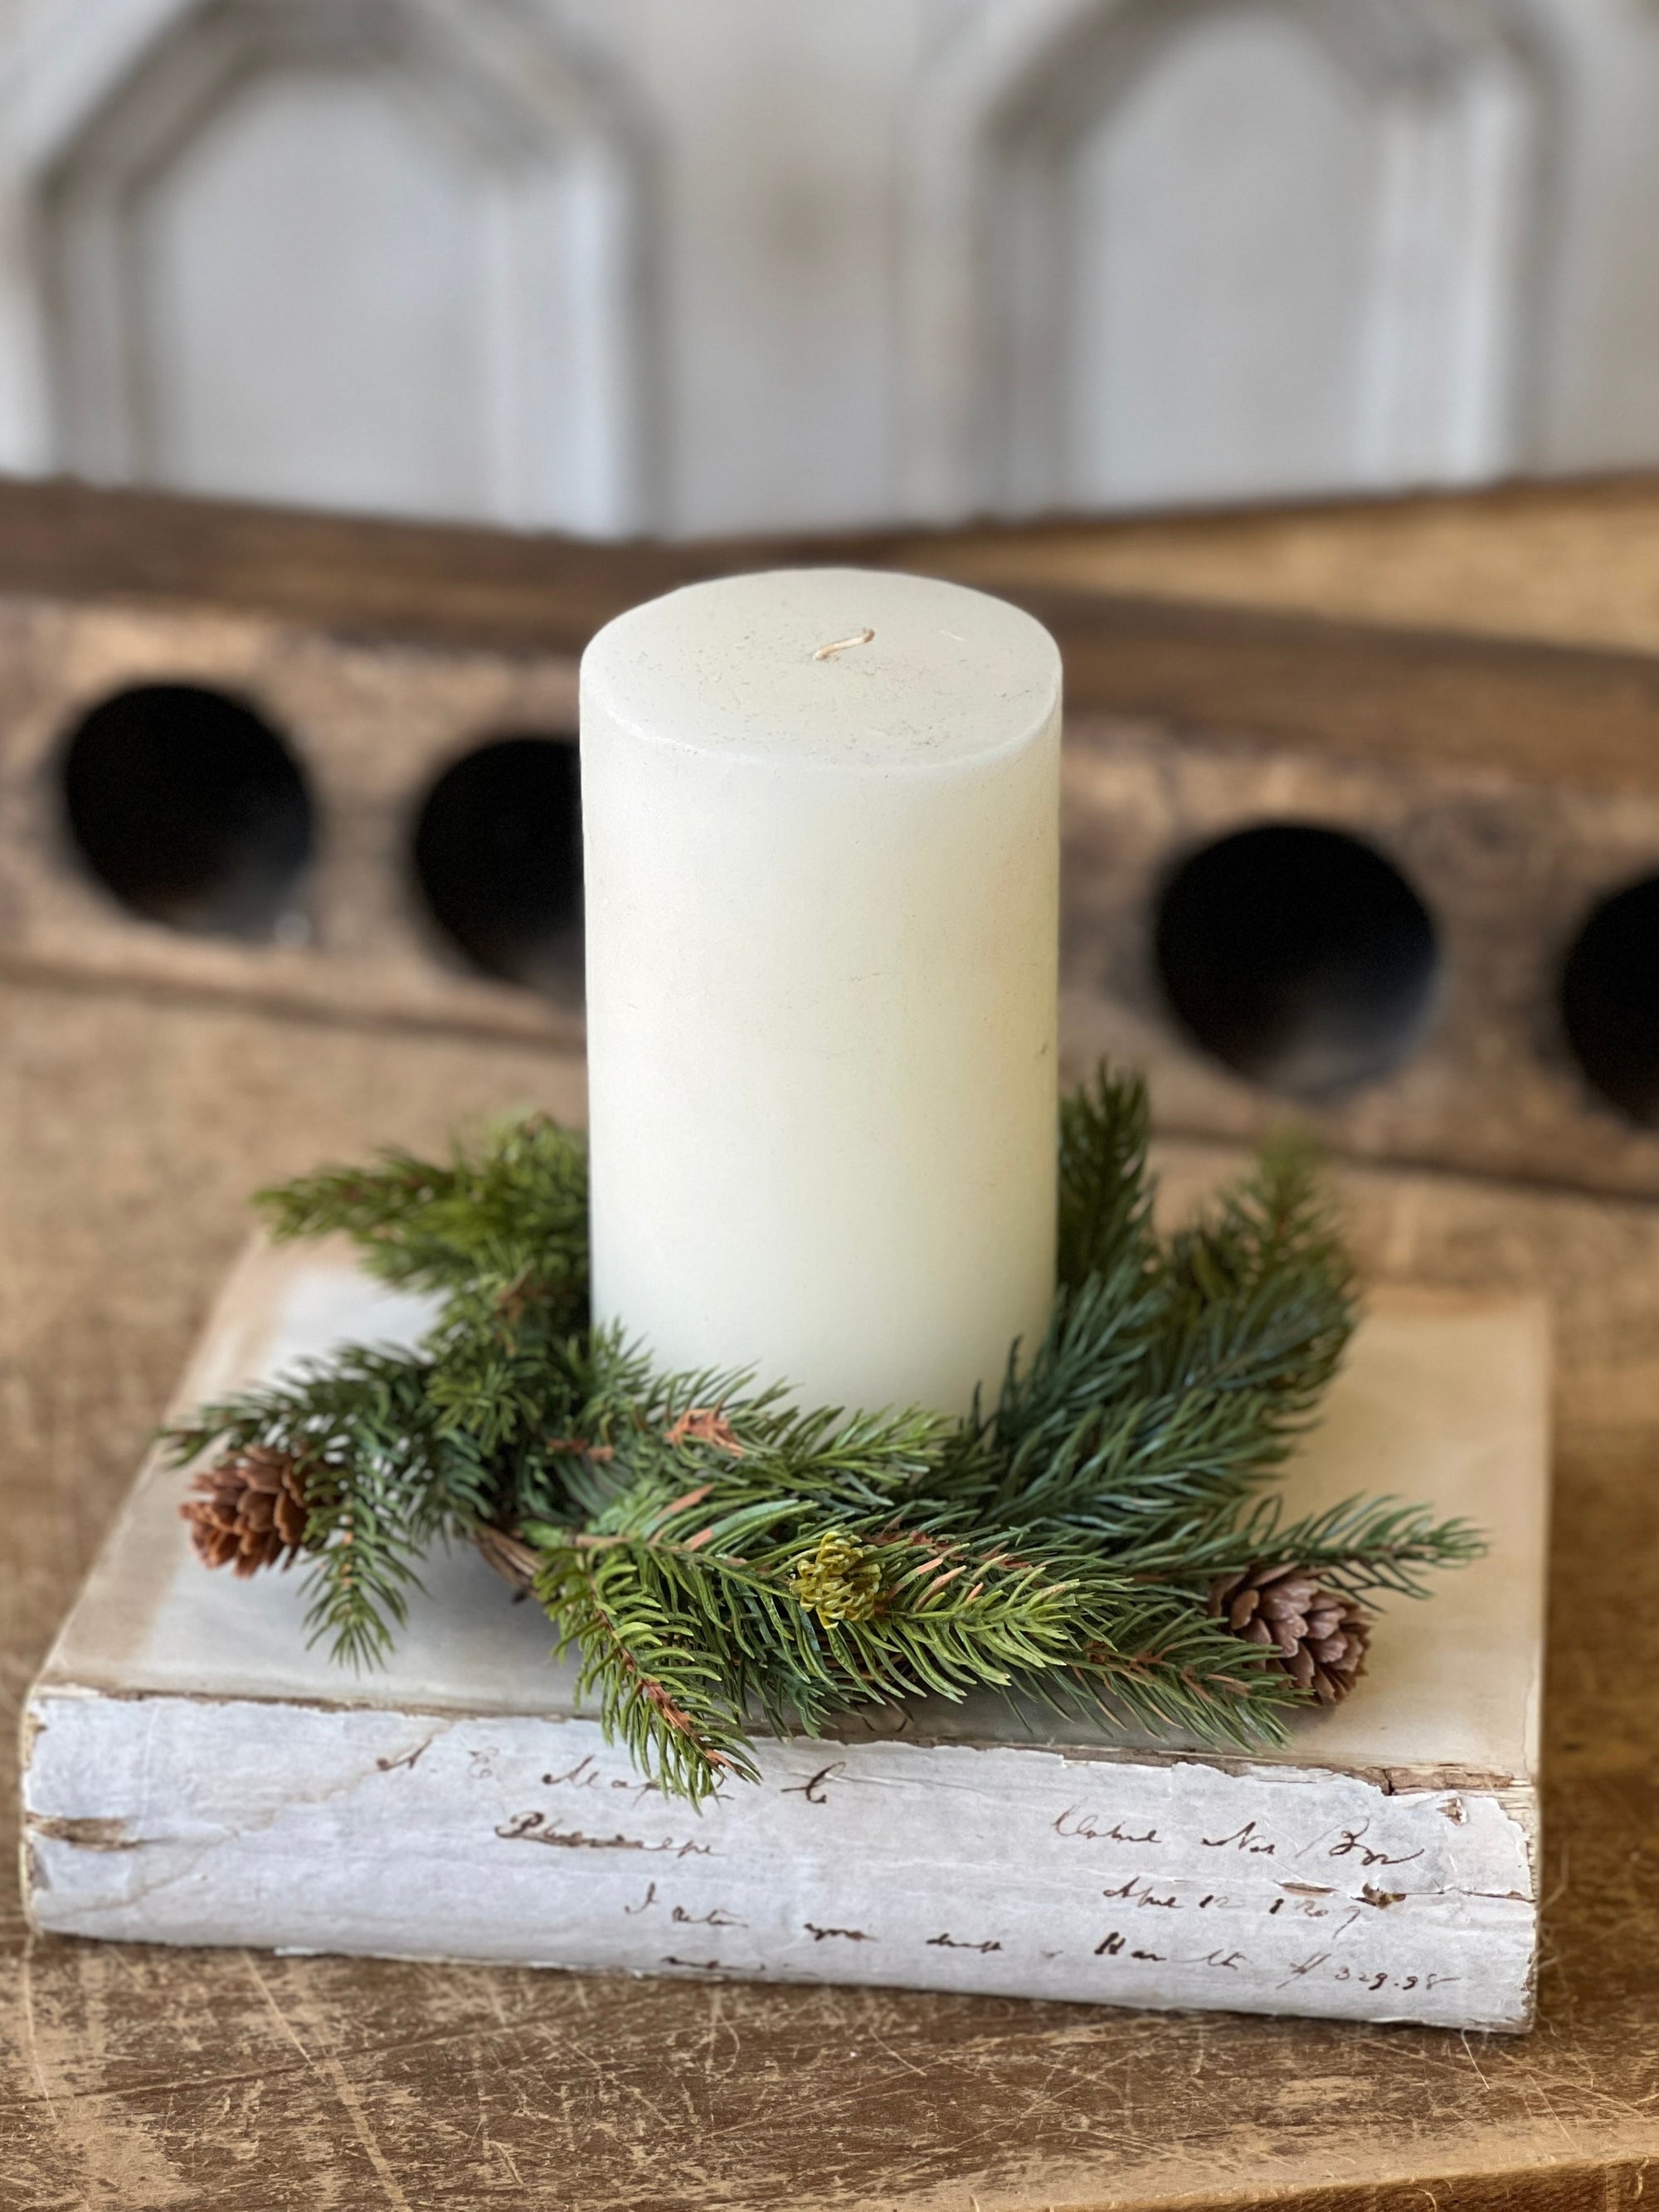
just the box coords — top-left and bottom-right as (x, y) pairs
(165, 1083), (1480, 1805)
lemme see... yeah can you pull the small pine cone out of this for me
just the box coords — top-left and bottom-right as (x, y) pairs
(790, 1529), (883, 1627)
(1208, 1561), (1370, 1706)
(180, 1445), (312, 1576)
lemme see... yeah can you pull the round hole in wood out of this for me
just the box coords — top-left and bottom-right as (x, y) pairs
(61, 683), (314, 939)
(1560, 874), (1659, 1123)
(1153, 823), (1439, 1096)
(412, 734), (581, 996)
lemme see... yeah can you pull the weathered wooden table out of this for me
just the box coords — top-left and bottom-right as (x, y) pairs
(7, 475), (1659, 2209)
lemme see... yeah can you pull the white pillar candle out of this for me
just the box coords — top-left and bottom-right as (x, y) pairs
(580, 568), (1061, 1417)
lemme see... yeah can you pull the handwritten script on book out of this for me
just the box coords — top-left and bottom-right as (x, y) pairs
(470, 1737), (1525, 2014)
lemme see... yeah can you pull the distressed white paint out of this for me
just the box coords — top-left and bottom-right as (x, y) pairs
(23, 1240), (1548, 2029)
(907, 0), (1538, 519)
(1068, 12), (1383, 505)
(27, 1695), (1536, 2030)
(16, 0), (647, 531)
(0, 0), (1650, 529)
(0, 0), (1637, 530)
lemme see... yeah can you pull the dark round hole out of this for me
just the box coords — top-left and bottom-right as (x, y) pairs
(61, 683), (314, 938)
(1154, 823), (1439, 1096)
(1560, 875), (1659, 1123)
(412, 735), (581, 995)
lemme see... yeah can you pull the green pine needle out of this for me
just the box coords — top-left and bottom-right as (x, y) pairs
(256, 1112), (589, 1329)
(163, 1065), (1484, 1800)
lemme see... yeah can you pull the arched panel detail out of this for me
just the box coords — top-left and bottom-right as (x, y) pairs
(28, 0), (652, 534)
(901, 0), (1544, 520)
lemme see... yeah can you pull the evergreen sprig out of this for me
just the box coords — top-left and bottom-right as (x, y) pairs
(166, 1347), (456, 1668)
(163, 1069), (1481, 1804)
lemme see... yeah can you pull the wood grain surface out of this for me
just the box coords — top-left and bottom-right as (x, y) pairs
(8, 474), (1659, 2205)
(12, 465), (1659, 663)
(901, 471), (1659, 659)
(0, 973), (1652, 2210)
(8, 469), (1659, 797)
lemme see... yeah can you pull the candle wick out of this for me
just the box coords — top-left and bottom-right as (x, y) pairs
(811, 628), (875, 661)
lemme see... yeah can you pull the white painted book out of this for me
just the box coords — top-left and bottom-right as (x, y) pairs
(22, 1243), (1549, 2033)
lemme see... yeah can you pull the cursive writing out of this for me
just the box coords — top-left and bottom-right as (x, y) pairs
(1053, 1807), (1160, 1845)
(1101, 1874), (1180, 1907)
(538, 1753), (664, 1808)
(1328, 1822), (1423, 1869)
(783, 1762), (846, 1806)
(1201, 1820), (1277, 1855)
(1278, 1950), (1456, 1995)
(495, 1810), (714, 1856)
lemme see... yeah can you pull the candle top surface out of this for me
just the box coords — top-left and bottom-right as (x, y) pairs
(581, 568), (1061, 772)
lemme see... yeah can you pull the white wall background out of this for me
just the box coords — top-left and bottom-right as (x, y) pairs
(0, 0), (1651, 537)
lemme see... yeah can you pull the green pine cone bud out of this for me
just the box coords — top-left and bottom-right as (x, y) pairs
(789, 1528), (883, 1626)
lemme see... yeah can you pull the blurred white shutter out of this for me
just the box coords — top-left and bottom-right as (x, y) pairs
(13, 0), (646, 534)
(2, 0), (1658, 531)
(903, 0), (1537, 519)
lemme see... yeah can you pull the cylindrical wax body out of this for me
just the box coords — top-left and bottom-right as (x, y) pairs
(580, 568), (1061, 1416)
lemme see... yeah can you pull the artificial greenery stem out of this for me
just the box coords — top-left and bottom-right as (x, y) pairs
(166, 1069), (1481, 1806)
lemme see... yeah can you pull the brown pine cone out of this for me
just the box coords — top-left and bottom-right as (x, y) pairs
(1208, 1561), (1370, 1706)
(180, 1445), (312, 1576)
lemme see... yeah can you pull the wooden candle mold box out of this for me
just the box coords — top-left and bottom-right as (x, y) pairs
(22, 1240), (1549, 2034)
(12, 478), (1659, 1203)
